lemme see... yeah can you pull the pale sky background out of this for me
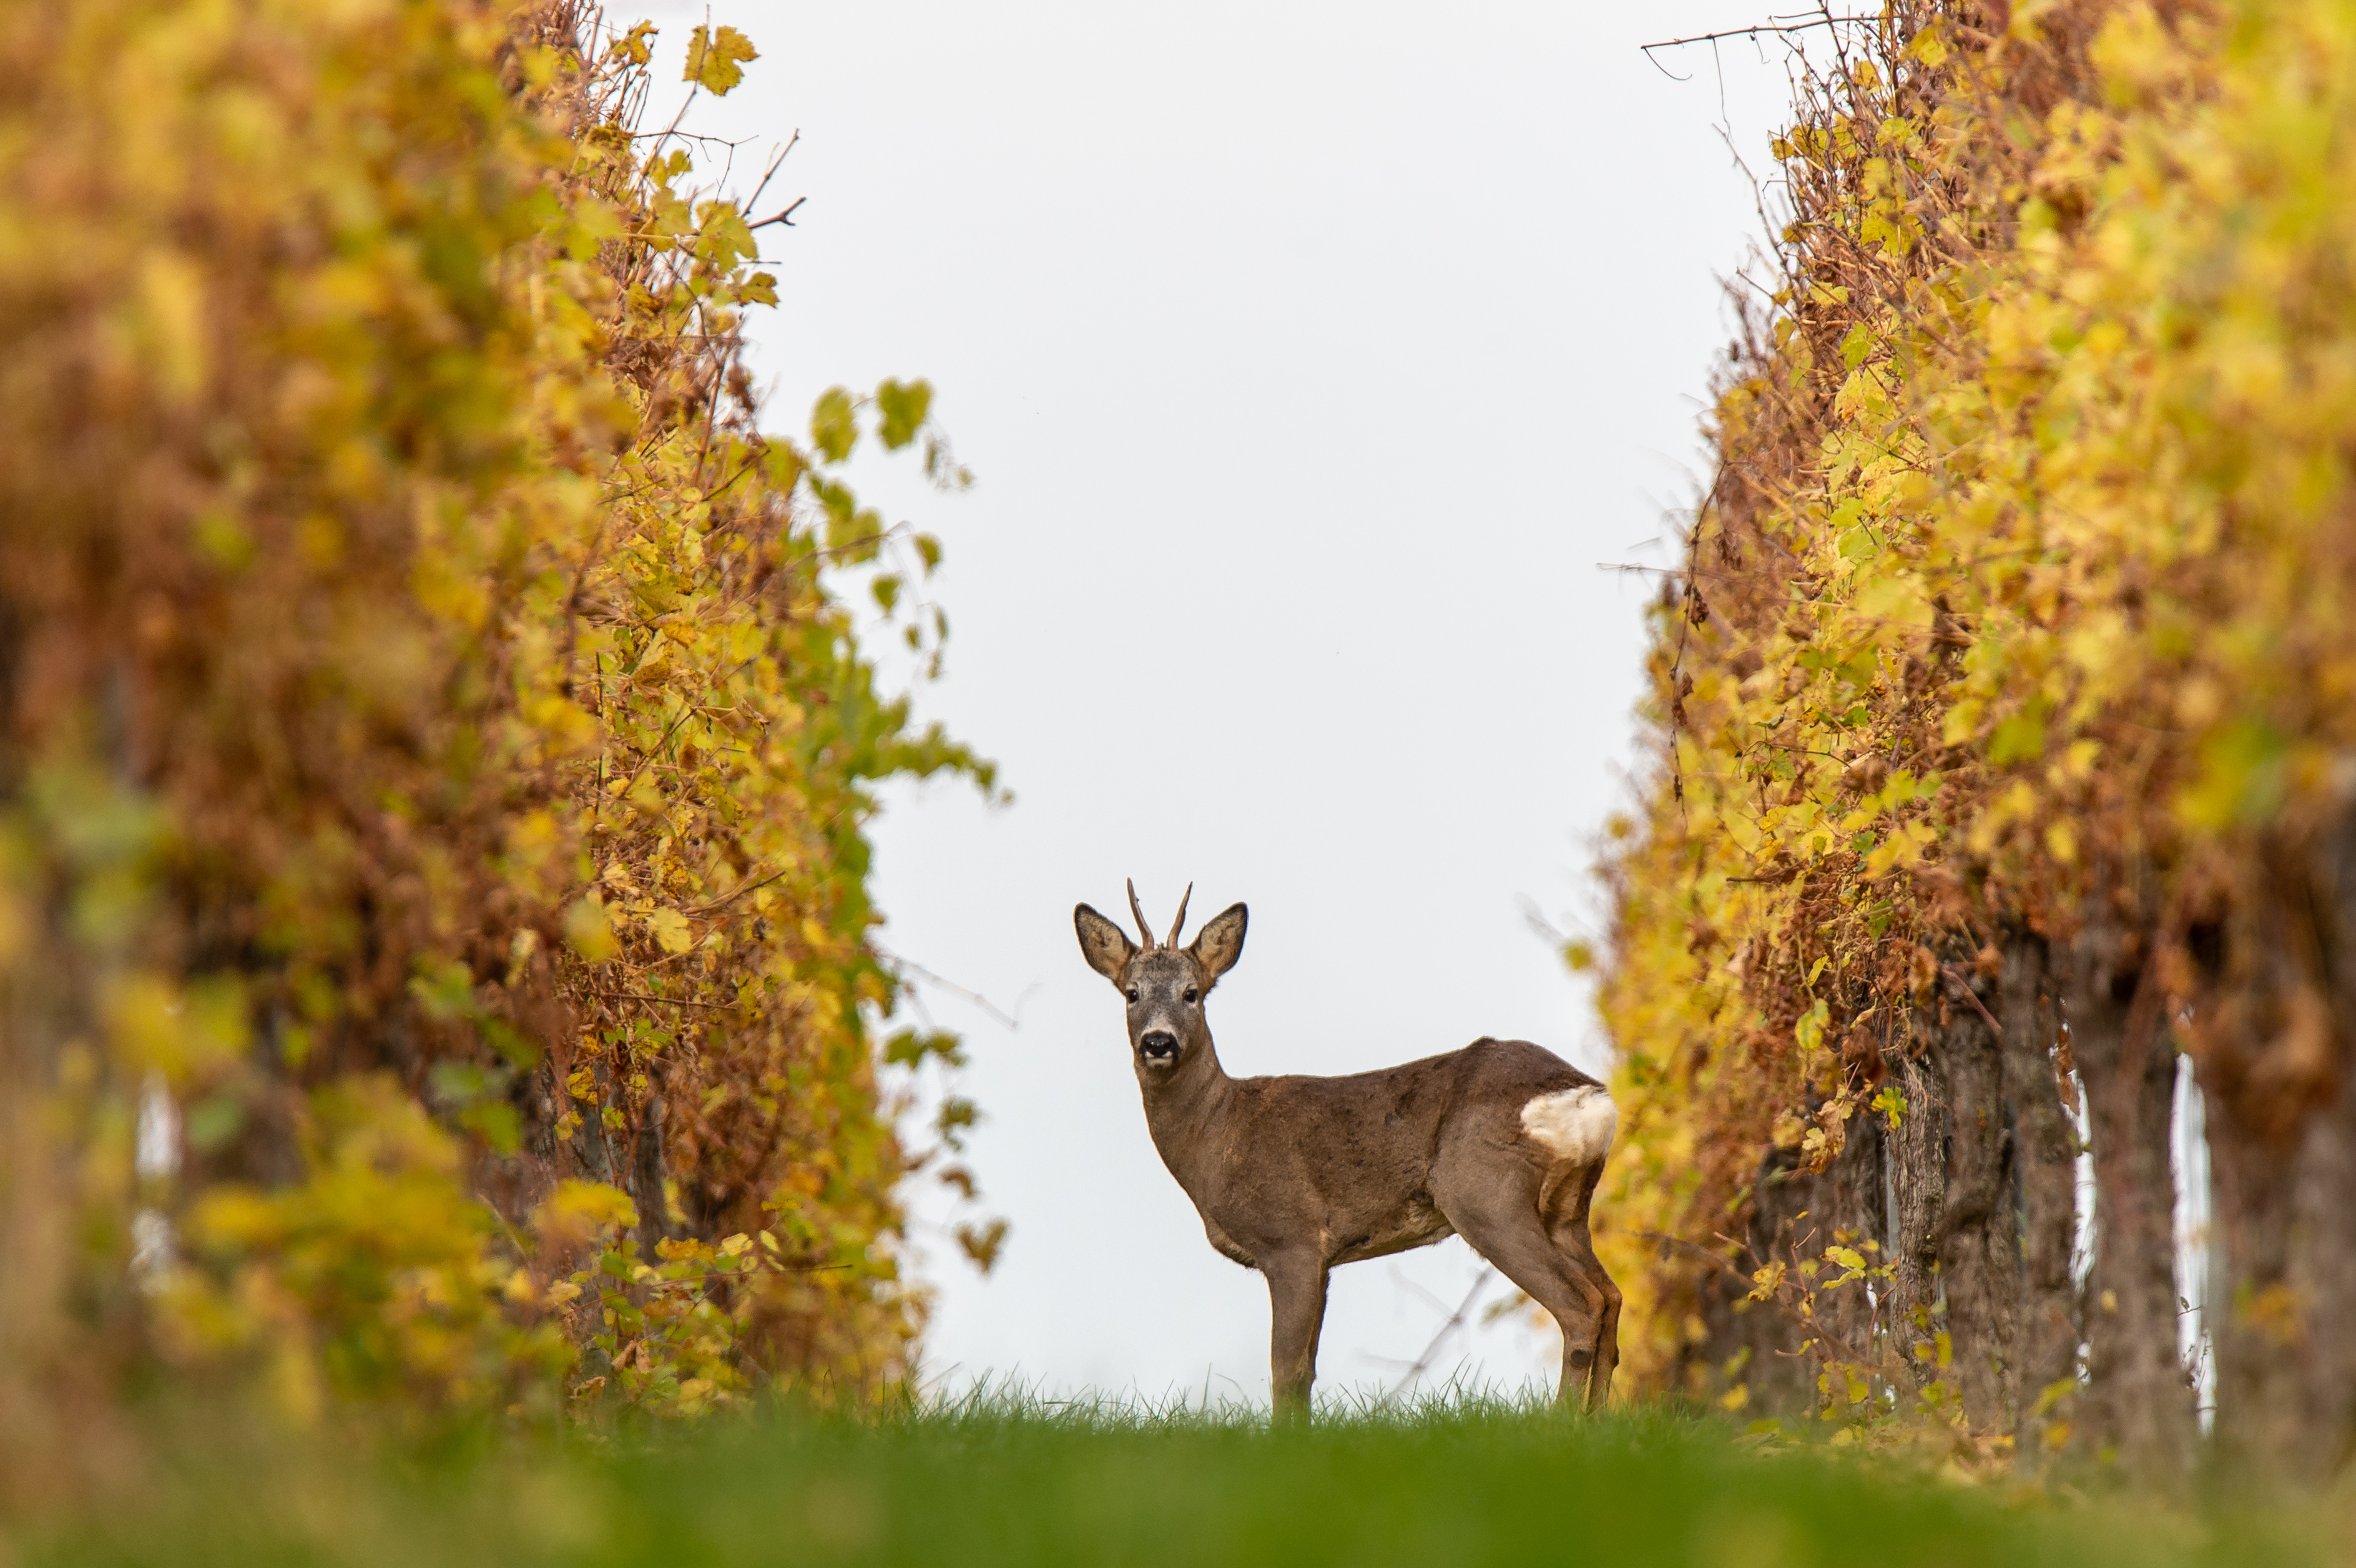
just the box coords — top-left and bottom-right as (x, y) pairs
(632, 0), (1804, 1408)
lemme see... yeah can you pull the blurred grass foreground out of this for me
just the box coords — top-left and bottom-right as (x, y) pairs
(13, 1394), (2348, 1568)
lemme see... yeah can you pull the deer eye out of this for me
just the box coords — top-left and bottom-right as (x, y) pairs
(1184, 987), (1199, 1004)
(1126, 987), (1139, 1004)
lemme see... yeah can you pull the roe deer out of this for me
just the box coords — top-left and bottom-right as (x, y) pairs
(1073, 882), (1620, 1420)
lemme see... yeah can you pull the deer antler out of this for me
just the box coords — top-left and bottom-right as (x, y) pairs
(1126, 878), (1157, 951)
(1166, 883), (1193, 949)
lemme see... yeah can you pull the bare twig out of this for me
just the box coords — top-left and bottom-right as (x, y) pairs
(1638, 1230), (1759, 1287)
(742, 129), (800, 213)
(1519, 895), (1572, 948)
(589, 989), (747, 1012)
(1941, 964), (2003, 1036)
(685, 865), (795, 916)
(749, 197), (806, 232)
(878, 950), (1026, 1031)
(1639, 15), (1877, 81)
(1387, 1267), (1495, 1398)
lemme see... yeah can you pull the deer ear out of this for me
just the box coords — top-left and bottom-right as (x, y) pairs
(1187, 903), (1247, 989)
(1074, 903), (1137, 985)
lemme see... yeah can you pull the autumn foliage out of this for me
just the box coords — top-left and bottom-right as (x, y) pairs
(0, 0), (991, 1460)
(1599, 0), (2356, 1479)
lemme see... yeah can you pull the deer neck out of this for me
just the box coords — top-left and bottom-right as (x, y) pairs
(1139, 1029), (1234, 1154)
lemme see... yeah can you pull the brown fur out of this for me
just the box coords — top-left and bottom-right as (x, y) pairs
(1074, 895), (1621, 1419)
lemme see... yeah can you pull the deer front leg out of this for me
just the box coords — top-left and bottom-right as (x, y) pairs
(1264, 1254), (1328, 1424)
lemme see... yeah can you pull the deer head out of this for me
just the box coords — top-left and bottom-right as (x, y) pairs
(1074, 881), (1247, 1074)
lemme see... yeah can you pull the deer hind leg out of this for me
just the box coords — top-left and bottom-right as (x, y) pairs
(1543, 1160), (1622, 1410)
(1588, 1253), (1622, 1408)
(1551, 1215), (1621, 1409)
(1264, 1253), (1329, 1424)
(1436, 1180), (1607, 1411)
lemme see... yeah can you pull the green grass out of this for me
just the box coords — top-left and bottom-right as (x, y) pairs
(14, 1389), (2346, 1567)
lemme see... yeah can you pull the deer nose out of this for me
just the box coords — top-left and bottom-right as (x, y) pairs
(1139, 1031), (1179, 1064)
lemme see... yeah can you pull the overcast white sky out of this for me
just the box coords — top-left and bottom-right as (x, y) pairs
(636, 0), (1803, 1408)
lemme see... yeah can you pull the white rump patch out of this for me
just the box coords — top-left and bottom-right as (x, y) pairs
(1519, 1085), (1617, 1165)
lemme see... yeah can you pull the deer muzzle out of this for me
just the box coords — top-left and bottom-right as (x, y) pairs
(1137, 1030), (1179, 1066)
